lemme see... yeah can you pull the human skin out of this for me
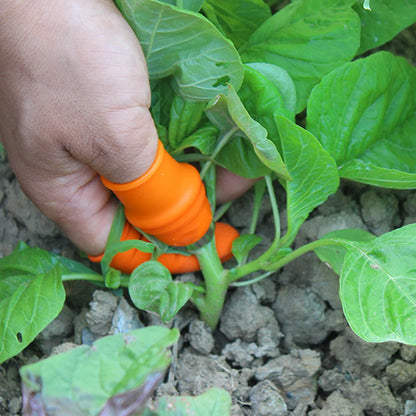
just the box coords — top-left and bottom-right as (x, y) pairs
(0, 0), (255, 256)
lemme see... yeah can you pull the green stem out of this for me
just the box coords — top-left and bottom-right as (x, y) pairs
(225, 238), (346, 284)
(227, 175), (281, 278)
(231, 271), (274, 287)
(200, 126), (239, 180)
(214, 201), (232, 222)
(249, 180), (267, 235)
(192, 239), (228, 329)
(264, 238), (351, 272)
(61, 272), (130, 288)
(174, 153), (211, 163)
(265, 175), (281, 243)
(61, 273), (105, 284)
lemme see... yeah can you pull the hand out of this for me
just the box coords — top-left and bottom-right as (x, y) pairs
(0, 0), (158, 255)
(0, 0), (253, 257)
(216, 167), (259, 204)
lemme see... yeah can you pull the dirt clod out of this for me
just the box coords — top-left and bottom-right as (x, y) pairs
(309, 391), (364, 416)
(187, 319), (215, 355)
(360, 189), (400, 235)
(255, 349), (321, 410)
(220, 287), (281, 344)
(249, 380), (287, 416)
(386, 359), (416, 394)
(273, 284), (329, 347)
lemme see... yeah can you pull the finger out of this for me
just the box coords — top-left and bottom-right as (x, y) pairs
(216, 166), (259, 204)
(62, 106), (159, 184)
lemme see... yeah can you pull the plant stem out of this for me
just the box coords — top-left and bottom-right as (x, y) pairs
(225, 238), (346, 284)
(214, 201), (232, 222)
(192, 239), (228, 329)
(264, 238), (351, 272)
(61, 273), (130, 288)
(61, 273), (104, 283)
(227, 175), (282, 278)
(265, 175), (281, 242)
(231, 271), (275, 287)
(249, 180), (267, 234)
(200, 126), (239, 180)
(174, 153), (211, 163)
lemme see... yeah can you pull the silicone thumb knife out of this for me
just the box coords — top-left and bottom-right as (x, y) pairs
(88, 140), (239, 273)
(101, 140), (212, 246)
(88, 220), (239, 274)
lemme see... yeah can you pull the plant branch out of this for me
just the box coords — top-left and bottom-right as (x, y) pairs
(174, 153), (212, 163)
(265, 175), (281, 243)
(61, 273), (104, 283)
(214, 201), (233, 222)
(192, 239), (228, 329)
(230, 271), (275, 287)
(200, 126), (239, 180)
(61, 272), (131, 288)
(225, 238), (347, 284)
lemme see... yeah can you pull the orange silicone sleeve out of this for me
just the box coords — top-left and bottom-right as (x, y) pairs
(88, 221), (239, 275)
(101, 140), (212, 246)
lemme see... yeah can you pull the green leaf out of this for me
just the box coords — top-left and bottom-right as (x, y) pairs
(168, 95), (207, 149)
(160, 282), (195, 322)
(240, 0), (360, 112)
(340, 224), (416, 344)
(206, 84), (291, 179)
(314, 229), (376, 275)
(0, 247), (63, 300)
(101, 239), (155, 276)
(202, 0), (271, 49)
(0, 143), (5, 162)
(275, 115), (339, 242)
(101, 206), (155, 274)
(20, 327), (179, 415)
(0, 244), (96, 298)
(265, 0), (283, 5)
(307, 51), (416, 189)
(0, 244), (102, 363)
(104, 268), (122, 289)
(148, 388), (232, 416)
(99, 204), (148, 275)
(245, 62), (297, 114)
(49, 253), (97, 275)
(0, 265), (65, 363)
(239, 64), (294, 144)
(128, 261), (194, 321)
(353, 0), (416, 54)
(0, 245), (67, 280)
(115, 0), (244, 101)
(172, 123), (219, 155)
(151, 78), (177, 133)
(106, 204), (126, 247)
(203, 161), (217, 209)
(157, 0), (204, 11)
(232, 234), (263, 265)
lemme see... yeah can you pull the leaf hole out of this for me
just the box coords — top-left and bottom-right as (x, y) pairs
(212, 75), (230, 88)
(215, 62), (230, 68)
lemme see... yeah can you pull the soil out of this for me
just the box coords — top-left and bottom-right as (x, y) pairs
(1, 24), (416, 416)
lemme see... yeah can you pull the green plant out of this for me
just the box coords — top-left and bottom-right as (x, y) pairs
(1, 0), (416, 414)
(20, 326), (231, 415)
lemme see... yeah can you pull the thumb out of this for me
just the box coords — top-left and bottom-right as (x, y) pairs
(65, 107), (159, 184)
(5, 107), (159, 257)
(56, 109), (159, 255)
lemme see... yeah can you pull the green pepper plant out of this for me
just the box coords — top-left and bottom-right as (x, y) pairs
(1, 0), (416, 414)
(111, 0), (416, 341)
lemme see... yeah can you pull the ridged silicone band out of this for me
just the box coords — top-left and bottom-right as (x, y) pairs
(101, 140), (212, 246)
